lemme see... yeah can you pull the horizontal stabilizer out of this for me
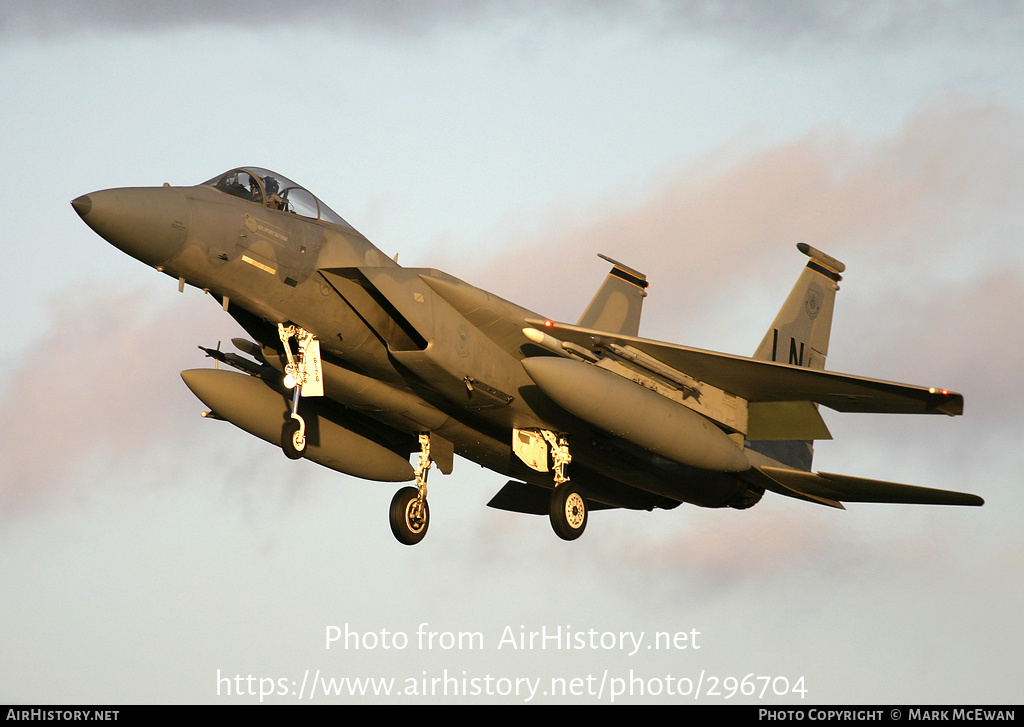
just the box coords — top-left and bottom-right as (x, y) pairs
(524, 319), (963, 416)
(487, 480), (618, 515)
(759, 466), (983, 507)
(749, 468), (845, 509)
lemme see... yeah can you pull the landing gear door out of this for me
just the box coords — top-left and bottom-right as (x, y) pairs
(300, 337), (323, 397)
(513, 428), (549, 472)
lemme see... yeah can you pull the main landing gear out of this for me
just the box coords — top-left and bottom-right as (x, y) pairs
(511, 427), (590, 540)
(390, 434), (433, 545)
(541, 431), (588, 541)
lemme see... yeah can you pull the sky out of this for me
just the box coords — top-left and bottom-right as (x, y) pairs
(1, 0), (1022, 705)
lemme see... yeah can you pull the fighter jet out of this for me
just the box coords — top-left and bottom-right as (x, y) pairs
(72, 167), (983, 545)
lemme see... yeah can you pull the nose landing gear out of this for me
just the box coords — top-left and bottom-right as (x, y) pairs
(281, 392), (306, 460)
(277, 323), (322, 460)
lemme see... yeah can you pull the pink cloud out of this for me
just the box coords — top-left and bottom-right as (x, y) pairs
(0, 283), (227, 517)
(455, 98), (1024, 342)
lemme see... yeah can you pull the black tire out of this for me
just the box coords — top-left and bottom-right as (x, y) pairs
(390, 486), (429, 545)
(282, 418), (305, 460)
(549, 483), (587, 541)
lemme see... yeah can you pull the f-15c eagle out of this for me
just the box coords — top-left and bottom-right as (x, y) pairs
(72, 167), (982, 545)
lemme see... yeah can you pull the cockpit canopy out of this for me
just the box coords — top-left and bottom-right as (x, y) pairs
(204, 167), (351, 228)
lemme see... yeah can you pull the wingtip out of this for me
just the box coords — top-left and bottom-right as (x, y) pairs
(929, 388), (964, 416)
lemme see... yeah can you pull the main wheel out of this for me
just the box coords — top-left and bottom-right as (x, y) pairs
(549, 483), (587, 541)
(390, 486), (429, 545)
(282, 417), (305, 460)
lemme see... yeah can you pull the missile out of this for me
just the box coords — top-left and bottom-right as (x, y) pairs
(231, 337), (267, 362)
(525, 326), (698, 394)
(197, 343), (267, 377)
(593, 338), (700, 396)
(521, 356), (750, 473)
(522, 327), (599, 362)
(180, 368), (414, 482)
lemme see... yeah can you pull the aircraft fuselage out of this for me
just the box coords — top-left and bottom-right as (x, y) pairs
(73, 167), (979, 544)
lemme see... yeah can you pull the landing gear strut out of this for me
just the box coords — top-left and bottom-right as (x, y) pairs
(512, 428), (589, 540)
(390, 434), (433, 545)
(281, 392), (305, 460)
(539, 431), (588, 541)
(277, 323), (322, 460)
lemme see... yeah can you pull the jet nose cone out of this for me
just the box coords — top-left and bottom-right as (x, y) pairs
(73, 186), (189, 268)
(71, 195), (92, 219)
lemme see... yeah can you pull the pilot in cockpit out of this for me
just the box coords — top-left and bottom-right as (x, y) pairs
(248, 176), (263, 204)
(263, 175), (286, 210)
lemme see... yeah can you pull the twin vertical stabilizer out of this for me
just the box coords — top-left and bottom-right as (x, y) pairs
(748, 244), (846, 470)
(577, 254), (649, 336)
(753, 243), (845, 370)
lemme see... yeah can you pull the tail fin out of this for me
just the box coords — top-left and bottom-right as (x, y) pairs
(748, 244), (845, 471)
(577, 254), (649, 336)
(753, 243), (844, 369)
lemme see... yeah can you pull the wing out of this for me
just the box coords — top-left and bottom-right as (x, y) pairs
(524, 319), (963, 416)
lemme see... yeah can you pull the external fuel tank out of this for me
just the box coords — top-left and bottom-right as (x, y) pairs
(521, 356), (750, 473)
(180, 368), (414, 482)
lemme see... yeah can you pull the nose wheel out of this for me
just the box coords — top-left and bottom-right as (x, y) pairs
(281, 414), (306, 459)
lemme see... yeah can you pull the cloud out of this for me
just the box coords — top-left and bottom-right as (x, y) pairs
(656, 0), (1024, 47)
(610, 506), (967, 595)
(2, 0), (1018, 48)
(0, 1), (533, 39)
(0, 282), (228, 517)
(841, 270), (1024, 417)
(458, 97), (1024, 351)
